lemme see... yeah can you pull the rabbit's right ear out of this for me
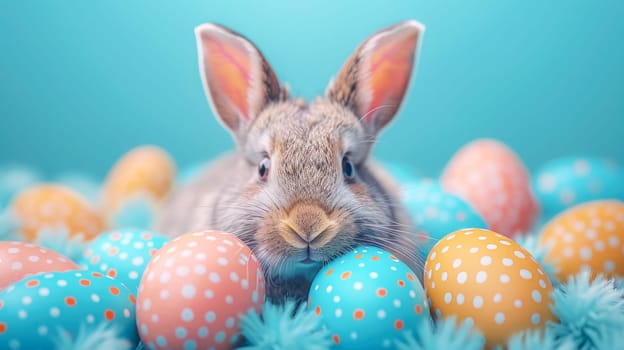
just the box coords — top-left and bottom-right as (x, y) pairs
(195, 24), (286, 137)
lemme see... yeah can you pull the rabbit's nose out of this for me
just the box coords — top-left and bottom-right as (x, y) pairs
(281, 203), (335, 248)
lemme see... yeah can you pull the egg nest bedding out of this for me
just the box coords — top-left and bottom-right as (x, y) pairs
(1, 140), (624, 350)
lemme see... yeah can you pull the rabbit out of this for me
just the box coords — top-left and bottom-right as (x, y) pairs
(157, 20), (426, 303)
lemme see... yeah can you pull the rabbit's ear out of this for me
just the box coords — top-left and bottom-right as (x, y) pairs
(326, 20), (424, 134)
(195, 23), (285, 136)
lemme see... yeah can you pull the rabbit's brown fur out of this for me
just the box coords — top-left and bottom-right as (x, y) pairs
(158, 20), (425, 303)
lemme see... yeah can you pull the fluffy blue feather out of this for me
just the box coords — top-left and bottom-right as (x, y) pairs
(238, 300), (331, 350)
(395, 317), (485, 350)
(53, 323), (135, 350)
(550, 268), (624, 349)
(35, 227), (87, 262)
(507, 328), (575, 350)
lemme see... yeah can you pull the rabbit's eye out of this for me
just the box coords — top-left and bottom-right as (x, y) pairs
(342, 156), (355, 180)
(258, 157), (270, 180)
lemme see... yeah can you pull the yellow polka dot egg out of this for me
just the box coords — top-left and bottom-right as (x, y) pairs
(539, 200), (624, 281)
(102, 145), (176, 216)
(11, 184), (106, 242)
(424, 228), (556, 348)
(308, 246), (429, 350)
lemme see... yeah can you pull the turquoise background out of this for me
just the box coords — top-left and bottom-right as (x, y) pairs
(1, 0), (623, 180)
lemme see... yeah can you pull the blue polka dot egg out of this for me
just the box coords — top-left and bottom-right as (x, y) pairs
(80, 229), (169, 291)
(308, 246), (429, 349)
(399, 179), (488, 257)
(533, 156), (624, 223)
(0, 270), (138, 350)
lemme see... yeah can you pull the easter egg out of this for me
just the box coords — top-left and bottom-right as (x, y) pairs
(441, 139), (538, 237)
(533, 157), (624, 222)
(136, 230), (265, 350)
(424, 228), (556, 348)
(0, 270), (138, 350)
(308, 246), (429, 350)
(11, 184), (106, 242)
(81, 229), (169, 291)
(539, 200), (624, 281)
(0, 241), (80, 289)
(102, 145), (176, 215)
(399, 179), (488, 257)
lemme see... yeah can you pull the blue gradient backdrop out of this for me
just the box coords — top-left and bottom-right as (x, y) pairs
(1, 1), (623, 179)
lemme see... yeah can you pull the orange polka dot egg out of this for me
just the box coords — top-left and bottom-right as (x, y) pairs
(0, 241), (80, 290)
(539, 200), (624, 281)
(425, 228), (556, 348)
(308, 246), (429, 350)
(441, 139), (538, 237)
(137, 230), (265, 350)
(11, 184), (106, 242)
(0, 270), (138, 349)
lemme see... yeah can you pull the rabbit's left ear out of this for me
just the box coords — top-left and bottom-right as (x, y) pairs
(326, 20), (425, 135)
(195, 23), (286, 138)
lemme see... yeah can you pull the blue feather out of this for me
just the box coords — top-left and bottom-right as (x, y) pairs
(550, 268), (624, 349)
(395, 317), (485, 350)
(238, 300), (331, 350)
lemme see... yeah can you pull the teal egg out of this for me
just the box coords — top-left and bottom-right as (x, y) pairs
(533, 157), (624, 223)
(0, 270), (138, 350)
(400, 179), (488, 258)
(80, 229), (169, 291)
(308, 246), (429, 350)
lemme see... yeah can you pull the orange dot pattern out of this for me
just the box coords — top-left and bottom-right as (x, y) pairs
(308, 246), (429, 349)
(65, 296), (77, 307)
(0, 270), (136, 347)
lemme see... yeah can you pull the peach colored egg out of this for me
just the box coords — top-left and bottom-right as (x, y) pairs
(539, 200), (624, 281)
(441, 139), (538, 237)
(11, 184), (106, 242)
(0, 241), (80, 289)
(102, 145), (176, 214)
(136, 230), (265, 350)
(425, 228), (555, 348)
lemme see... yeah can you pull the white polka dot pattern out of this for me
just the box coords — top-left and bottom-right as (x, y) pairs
(540, 200), (624, 280)
(80, 229), (169, 291)
(0, 241), (79, 289)
(425, 228), (555, 348)
(533, 157), (624, 222)
(136, 230), (265, 350)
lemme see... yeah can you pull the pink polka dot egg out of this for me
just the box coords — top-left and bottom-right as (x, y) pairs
(441, 139), (539, 237)
(0, 241), (80, 290)
(424, 228), (556, 348)
(0, 270), (138, 349)
(308, 246), (429, 350)
(137, 230), (265, 350)
(80, 229), (169, 291)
